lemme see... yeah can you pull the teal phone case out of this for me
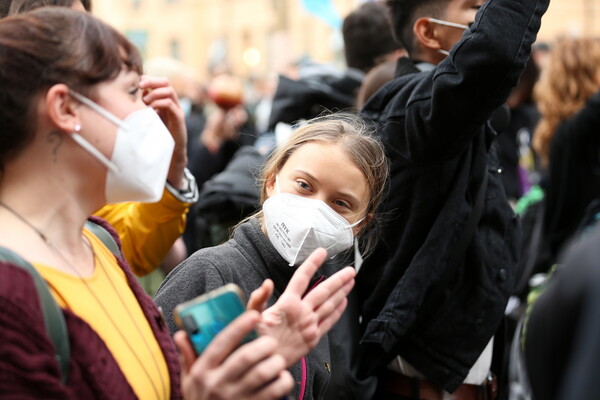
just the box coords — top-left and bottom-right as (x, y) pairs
(174, 284), (258, 355)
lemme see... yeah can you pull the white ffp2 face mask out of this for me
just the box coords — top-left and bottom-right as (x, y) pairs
(263, 192), (363, 266)
(69, 90), (175, 203)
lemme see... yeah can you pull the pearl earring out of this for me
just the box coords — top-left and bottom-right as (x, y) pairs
(74, 124), (81, 133)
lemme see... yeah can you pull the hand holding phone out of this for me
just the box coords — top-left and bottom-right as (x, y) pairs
(174, 310), (293, 400)
(174, 283), (259, 356)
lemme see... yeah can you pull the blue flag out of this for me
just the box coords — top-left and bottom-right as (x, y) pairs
(301, 0), (342, 29)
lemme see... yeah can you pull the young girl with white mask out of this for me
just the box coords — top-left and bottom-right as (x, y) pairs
(155, 113), (389, 400)
(0, 9), (355, 400)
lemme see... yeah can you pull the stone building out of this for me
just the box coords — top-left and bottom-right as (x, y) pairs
(92, 0), (600, 81)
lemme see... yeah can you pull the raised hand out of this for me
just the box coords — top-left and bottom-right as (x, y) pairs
(200, 106), (248, 154)
(140, 75), (188, 189)
(252, 248), (356, 367)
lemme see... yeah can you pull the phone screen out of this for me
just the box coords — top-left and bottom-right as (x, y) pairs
(175, 284), (259, 355)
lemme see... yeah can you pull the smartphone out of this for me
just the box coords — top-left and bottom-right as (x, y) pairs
(174, 283), (259, 355)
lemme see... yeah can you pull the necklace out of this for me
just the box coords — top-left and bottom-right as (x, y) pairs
(0, 201), (168, 399)
(0, 201), (50, 242)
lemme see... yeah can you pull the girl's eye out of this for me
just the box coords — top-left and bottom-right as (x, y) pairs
(296, 181), (311, 191)
(334, 199), (351, 209)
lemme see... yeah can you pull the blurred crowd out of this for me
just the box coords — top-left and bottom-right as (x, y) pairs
(1, 1), (600, 400)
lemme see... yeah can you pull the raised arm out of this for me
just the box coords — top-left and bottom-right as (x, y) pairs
(364, 0), (550, 162)
(93, 76), (198, 276)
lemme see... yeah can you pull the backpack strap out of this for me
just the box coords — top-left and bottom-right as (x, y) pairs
(0, 220), (119, 385)
(0, 247), (70, 385)
(84, 220), (121, 258)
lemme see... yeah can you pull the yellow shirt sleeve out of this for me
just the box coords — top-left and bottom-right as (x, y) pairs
(93, 189), (190, 276)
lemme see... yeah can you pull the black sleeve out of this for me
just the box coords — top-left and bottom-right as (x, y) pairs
(387, 0), (549, 162)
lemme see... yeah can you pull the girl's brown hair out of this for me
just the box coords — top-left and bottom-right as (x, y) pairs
(257, 113), (389, 256)
(0, 7), (141, 168)
(533, 38), (600, 166)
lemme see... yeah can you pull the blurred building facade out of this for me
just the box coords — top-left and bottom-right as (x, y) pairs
(92, 0), (600, 81)
(93, 0), (355, 81)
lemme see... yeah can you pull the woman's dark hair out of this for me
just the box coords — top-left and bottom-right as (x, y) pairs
(0, 7), (141, 168)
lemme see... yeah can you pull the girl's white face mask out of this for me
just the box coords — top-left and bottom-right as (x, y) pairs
(69, 90), (175, 203)
(262, 177), (364, 266)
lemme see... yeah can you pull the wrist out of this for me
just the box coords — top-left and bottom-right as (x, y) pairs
(166, 168), (199, 204)
(167, 163), (188, 190)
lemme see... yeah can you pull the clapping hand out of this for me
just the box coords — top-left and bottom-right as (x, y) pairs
(247, 248), (356, 367)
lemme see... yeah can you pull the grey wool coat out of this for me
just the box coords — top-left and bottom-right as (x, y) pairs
(155, 218), (332, 400)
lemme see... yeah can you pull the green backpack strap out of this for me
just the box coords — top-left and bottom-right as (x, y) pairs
(0, 247), (70, 385)
(0, 221), (119, 385)
(85, 220), (122, 258)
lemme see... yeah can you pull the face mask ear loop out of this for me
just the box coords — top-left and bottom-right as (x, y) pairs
(427, 17), (470, 30)
(70, 133), (120, 174)
(323, 215), (365, 259)
(348, 216), (365, 229)
(69, 90), (126, 129)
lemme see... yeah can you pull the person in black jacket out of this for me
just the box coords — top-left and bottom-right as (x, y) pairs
(355, 0), (549, 398)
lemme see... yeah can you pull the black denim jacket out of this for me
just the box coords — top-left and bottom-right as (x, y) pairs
(357, 0), (549, 392)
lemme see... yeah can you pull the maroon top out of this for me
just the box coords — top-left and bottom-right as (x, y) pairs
(0, 217), (182, 399)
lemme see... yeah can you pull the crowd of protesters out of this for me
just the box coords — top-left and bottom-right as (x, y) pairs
(2, 0), (600, 400)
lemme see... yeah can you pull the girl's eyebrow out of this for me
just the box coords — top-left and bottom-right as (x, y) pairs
(294, 169), (319, 182)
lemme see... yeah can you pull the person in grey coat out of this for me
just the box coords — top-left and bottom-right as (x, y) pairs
(156, 114), (389, 399)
